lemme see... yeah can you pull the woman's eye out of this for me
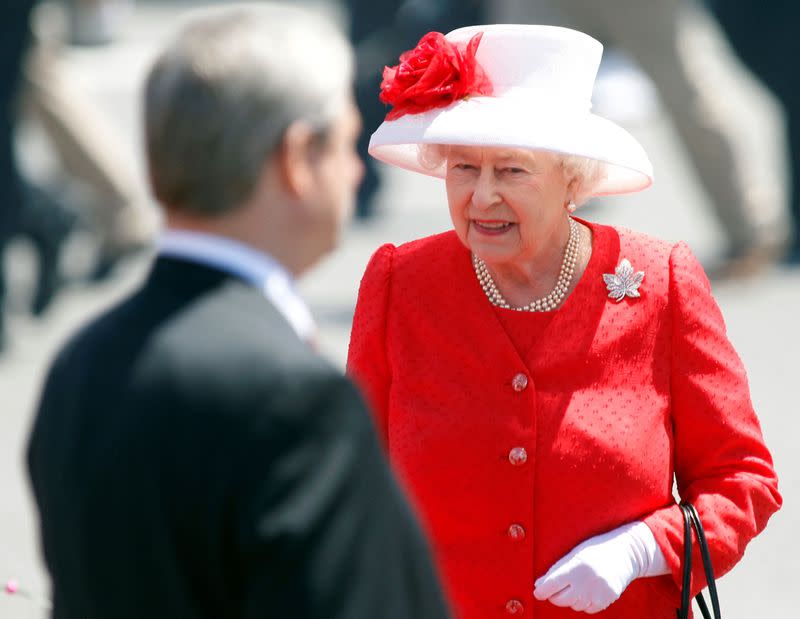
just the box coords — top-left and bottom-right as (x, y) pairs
(453, 163), (476, 171)
(504, 167), (525, 174)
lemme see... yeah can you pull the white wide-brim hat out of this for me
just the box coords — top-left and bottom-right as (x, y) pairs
(369, 24), (653, 196)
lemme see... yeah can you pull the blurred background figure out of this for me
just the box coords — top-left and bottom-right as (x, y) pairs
(22, 39), (156, 281)
(491, 0), (788, 276)
(1, 0), (75, 352)
(66, 0), (134, 46)
(27, 0), (155, 278)
(707, 0), (800, 265)
(1, 0), (154, 353)
(344, 0), (487, 219)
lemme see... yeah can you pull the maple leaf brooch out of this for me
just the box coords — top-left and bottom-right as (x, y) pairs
(603, 259), (644, 302)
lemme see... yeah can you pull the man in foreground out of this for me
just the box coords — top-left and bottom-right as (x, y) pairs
(27, 5), (449, 617)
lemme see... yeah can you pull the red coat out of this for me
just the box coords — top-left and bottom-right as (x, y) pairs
(347, 220), (781, 619)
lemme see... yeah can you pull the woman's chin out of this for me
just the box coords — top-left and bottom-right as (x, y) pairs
(470, 245), (517, 268)
(467, 228), (516, 260)
(467, 231), (516, 262)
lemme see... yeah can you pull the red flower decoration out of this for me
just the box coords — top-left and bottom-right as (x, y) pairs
(379, 31), (493, 120)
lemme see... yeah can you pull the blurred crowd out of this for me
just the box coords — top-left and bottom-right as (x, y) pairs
(2, 0), (799, 354)
(1, 0), (151, 353)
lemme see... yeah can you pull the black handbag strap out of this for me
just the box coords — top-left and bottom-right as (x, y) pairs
(679, 505), (693, 617)
(677, 502), (722, 619)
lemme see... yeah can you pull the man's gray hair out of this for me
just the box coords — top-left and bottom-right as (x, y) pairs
(145, 3), (354, 214)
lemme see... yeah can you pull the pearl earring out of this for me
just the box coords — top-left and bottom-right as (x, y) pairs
(567, 200), (577, 213)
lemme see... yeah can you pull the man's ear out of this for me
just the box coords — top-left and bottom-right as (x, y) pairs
(277, 120), (317, 200)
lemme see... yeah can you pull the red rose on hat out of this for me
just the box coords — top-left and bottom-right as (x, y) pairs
(379, 31), (493, 120)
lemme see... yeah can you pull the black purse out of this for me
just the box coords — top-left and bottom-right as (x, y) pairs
(677, 503), (722, 619)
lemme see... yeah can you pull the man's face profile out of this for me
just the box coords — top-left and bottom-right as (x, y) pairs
(310, 96), (364, 249)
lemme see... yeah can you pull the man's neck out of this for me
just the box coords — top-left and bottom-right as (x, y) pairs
(163, 209), (310, 277)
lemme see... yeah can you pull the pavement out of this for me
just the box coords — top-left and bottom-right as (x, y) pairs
(1, 2), (798, 616)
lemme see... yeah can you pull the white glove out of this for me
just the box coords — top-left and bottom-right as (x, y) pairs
(533, 521), (669, 614)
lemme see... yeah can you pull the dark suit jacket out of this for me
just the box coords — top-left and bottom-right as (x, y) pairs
(27, 257), (450, 619)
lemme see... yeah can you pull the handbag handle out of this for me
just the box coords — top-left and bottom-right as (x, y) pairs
(677, 503), (722, 619)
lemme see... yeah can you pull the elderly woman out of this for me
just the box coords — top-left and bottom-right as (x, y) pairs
(347, 25), (781, 618)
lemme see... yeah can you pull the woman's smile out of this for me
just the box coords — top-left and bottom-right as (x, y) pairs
(471, 219), (517, 236)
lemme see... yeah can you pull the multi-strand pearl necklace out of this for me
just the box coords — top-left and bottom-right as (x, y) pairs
(472, 217), (580, 312)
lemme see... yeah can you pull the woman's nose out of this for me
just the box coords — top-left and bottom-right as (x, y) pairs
(471, 168), (500, 210)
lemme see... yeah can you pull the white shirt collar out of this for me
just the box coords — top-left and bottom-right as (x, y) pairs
(157, 230), (316, 341)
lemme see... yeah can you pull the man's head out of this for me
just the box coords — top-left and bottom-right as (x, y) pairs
(144, 3), (362, 274)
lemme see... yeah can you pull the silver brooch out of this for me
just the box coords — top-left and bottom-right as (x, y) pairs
(603, 259), (644, 302)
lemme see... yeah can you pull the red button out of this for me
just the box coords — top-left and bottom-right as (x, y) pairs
(508, 447), (527, 466)
(507, 524), (526, 541)
(506, 599), (524, 614)
(511, 373), (529, 392)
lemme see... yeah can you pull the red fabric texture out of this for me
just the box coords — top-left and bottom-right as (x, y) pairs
(347, 220), (781, 618)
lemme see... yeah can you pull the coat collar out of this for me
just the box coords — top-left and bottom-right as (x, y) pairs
(157, 230), (315, 341)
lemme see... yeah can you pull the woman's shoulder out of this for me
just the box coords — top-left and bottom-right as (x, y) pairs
(588, 221), (704, 304)
(395, 229), (463, 259)
(592, 222), (715, 305)
(366, 230), (464, 274)
(600, 222), (676, 255)
(592, 221), (683, 271)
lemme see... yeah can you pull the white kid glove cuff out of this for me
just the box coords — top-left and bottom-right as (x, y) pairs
(629, 521), (670, 578)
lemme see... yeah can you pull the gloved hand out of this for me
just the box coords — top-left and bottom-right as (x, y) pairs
(533, 521), (669, 614)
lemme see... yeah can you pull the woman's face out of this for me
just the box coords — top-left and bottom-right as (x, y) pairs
(445, 145), (573, 268)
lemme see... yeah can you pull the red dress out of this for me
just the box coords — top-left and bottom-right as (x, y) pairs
(347, 220), (781, 618)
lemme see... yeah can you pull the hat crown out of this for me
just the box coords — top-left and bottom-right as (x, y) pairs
(447, 25), (602, 110)
(369, 24), (653, 196)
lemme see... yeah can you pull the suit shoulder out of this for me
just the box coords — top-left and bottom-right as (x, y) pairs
(55, 280), (339, 414)
(45, 287), (147, 372)
(151, 284), (328, 383)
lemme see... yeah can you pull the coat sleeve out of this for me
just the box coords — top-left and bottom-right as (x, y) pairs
(346, 243), (396, 444)
(236, 368), (450, 619)
(642, 242), (782, 596)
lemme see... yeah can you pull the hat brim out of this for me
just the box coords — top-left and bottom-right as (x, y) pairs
(368, 95), (653, 195)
